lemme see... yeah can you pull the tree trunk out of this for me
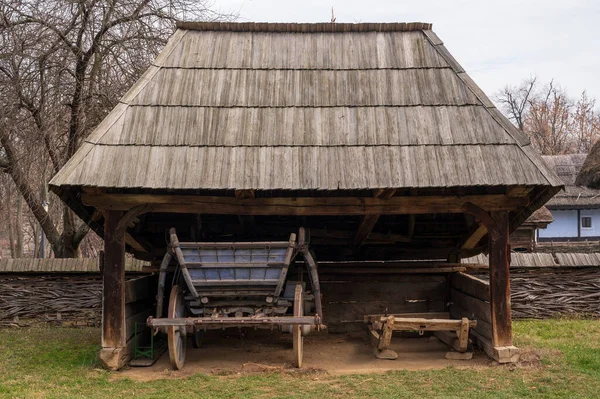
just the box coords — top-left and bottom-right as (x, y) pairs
(15, 195), (23, 258)
(6, 183), (15, 258)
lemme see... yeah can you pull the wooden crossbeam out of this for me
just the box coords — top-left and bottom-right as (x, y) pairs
(353, 189), (396, 246)
(124, 233), (148, 252)
(460, 224), (488, 250)
(82, 192), (528, 216)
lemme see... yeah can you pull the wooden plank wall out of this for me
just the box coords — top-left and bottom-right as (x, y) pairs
(321, 273), (448, 333)
(449, 272), (494, 357)
(123, 274), (158, 356)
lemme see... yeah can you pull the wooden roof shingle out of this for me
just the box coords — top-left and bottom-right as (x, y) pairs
(50, 22), (562, 192)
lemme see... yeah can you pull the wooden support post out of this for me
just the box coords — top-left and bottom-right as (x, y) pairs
(488, 211), (519, 363)
(99, 210), (128, 370)
(462, 204), (519, 363)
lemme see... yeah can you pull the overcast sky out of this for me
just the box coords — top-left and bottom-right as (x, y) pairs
(214, 0), (600, 102)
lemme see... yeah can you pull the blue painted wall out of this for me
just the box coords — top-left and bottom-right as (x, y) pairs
(538, 210), (578, 238)
(538, 209), (600, 239)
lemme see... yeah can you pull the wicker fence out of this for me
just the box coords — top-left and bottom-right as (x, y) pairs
(1, 255), (599, 325)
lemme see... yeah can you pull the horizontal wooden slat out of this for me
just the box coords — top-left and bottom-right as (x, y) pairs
(185, 262), (286, 268)
(161, 30), (445, 69)
(191, 279), (279, 286)
(450, 288), (491, 324)
(449, 304), (493, 340)
(451, 272), (490, 302)
(81, 193), (528, 215)
(147, 315), (318, 326)
(381, 317), (477, 331)
(179, 241), (290, 249)
(56, 144), (553, 190)
(93, 106), (513, 147)
(0, 258), (150, 273)
(132, 69), (477, 107)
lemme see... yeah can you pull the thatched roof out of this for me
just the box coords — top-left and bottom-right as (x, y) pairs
(49, 22), (561, 192)
(542, 154), (600, 208)
(576, 140), (600, 189)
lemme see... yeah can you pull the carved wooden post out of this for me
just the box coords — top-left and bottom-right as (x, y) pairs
(99, 210), (127, 370)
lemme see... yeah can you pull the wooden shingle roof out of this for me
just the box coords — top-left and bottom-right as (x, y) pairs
(50, 22), (562, 192)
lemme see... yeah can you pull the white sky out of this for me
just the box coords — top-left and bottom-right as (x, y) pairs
(214, 0), (600, 102)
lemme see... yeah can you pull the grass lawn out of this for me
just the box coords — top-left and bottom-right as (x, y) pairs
(0, 319), (599, 398)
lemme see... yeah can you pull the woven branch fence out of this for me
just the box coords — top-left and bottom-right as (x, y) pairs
(2, 270), (600, 327)
(510, 269), (600, 319)
(0, 275), (102, 327)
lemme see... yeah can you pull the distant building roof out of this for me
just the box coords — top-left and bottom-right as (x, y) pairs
(523, 206), (554, 227)
(576, 140), (600, 189)
(542, 154), (600, 209)
(463, 252), (600, 267)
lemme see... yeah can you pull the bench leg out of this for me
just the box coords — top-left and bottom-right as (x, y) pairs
(457, 317), (470, 353)
(374, 316), (398, 360)
(378, 316), (394, 351)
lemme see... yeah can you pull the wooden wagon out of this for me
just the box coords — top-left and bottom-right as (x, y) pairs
(147, 227), (324, 369)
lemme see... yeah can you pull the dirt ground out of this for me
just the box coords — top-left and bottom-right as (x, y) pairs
(118, 330), (492, 381)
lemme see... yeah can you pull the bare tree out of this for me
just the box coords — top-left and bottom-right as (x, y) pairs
(526, 81), (574, 155)
(0, 0), (232, 257)
(495, 78), (600, 156)
(494, 76), (537, 132)
(572, 91), (600, 153)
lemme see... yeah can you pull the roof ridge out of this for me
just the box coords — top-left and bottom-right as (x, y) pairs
(176, 22), (433, 33)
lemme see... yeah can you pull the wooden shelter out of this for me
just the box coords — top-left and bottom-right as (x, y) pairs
(49, 22), (562, 369)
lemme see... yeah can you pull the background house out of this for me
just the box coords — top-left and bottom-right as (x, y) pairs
(510, 206), (553, 251)
(538, 154), (600, 241)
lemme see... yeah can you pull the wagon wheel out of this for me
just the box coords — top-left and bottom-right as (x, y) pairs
(292, 284), (304, 368)
(168, 285), (187, 370)
(192, 328), (204, 349)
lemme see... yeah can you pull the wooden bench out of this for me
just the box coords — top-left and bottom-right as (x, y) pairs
(364, 312), (477, 360)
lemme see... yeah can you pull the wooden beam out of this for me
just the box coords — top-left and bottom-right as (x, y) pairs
(353, 189), (396, 246)
(462, 202), (501, 239)
(81, 193), (528, 216)
(488, 211), (513, 348)
(99, 210), (128, 370)
(124, 233), (148, 252)
(460, 224), (488, 249)
(235, 190), (256, 236)
(115, 204), (153, 239)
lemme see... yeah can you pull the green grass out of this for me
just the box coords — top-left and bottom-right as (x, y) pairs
(0, 319), (599, 398)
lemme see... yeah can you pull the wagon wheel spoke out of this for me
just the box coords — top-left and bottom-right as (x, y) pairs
(168, 285), (187, 370)
(293, 284), (304, 368)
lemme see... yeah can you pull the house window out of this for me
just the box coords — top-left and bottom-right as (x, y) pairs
(581, 216), (592, 229)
